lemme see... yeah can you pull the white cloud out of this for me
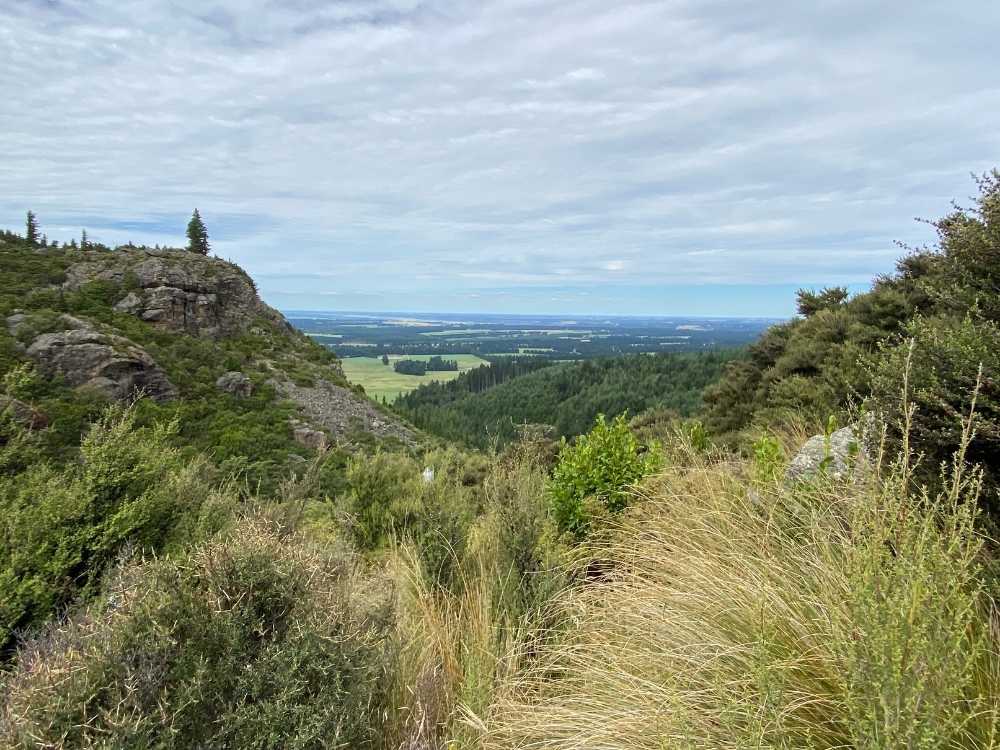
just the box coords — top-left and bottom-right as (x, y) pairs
(1, 0), (998, 313)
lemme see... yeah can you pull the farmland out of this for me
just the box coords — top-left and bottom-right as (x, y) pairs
(286, 310), (778, 360)
(340, 353), (489, 402)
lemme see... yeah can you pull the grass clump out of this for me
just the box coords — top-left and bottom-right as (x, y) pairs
(482, 444), (1000, 748)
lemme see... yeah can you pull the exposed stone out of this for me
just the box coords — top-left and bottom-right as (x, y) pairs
(786, 425), (869, 483)
(290, 419), (329, 452)
(24, 317), (177, 403)
(63, 248), (291, 339)
(5, 311), (26, 336)
(216, 371), (254, 398)
(0, 396), (48, 430)
(114, 292), (142, 314)
(277, 378), (416, 446)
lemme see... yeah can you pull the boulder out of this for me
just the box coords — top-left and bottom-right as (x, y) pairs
(215, 371), (254, 398)
(24, 318), (177, 403)
(0, 396), (48, 430)
(786, 425), (868, 483)
(290, 420), (328, 452)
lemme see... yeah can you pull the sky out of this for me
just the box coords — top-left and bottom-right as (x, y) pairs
(2, 1), (999, 317)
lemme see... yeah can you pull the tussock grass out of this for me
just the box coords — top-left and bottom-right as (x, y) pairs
(482, 450), (1000, 749)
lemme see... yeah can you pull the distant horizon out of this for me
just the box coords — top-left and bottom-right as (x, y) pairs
(281, 307), (789, 322)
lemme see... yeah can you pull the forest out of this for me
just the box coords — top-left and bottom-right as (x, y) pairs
(394, 350), (740, 447)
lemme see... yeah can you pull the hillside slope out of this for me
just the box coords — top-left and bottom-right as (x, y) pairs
(0, 235), (415, 484)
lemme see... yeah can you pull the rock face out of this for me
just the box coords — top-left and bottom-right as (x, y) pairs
(16, 314), (177, 403)
(0, 396), (48, 430)
(277, 378), (416, 446)
(290, 419), (329, 452)
(786, 425), (868, 483)
(64, 249), (290, 339)
(216, 371), (254, 398)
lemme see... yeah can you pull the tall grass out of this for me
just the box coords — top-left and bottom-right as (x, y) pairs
(385, 447), (567, 750)
(482, 447), (1000, 748)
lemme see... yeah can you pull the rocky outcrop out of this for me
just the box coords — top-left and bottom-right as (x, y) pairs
(15, 314), (177, 403)
(64, 249), (290, 339)
(216, 371), (254, 398)
(0, 396), (48, 430)
(277, 378), (416, 446)
(290, 419), (329, 452)
(786, 425), (869, 483)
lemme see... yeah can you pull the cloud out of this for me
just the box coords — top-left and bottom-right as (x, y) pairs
(2, 0), (999, 315)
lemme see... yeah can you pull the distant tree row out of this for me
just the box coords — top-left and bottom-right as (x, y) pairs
(392, 356), (459, 376)
(10, 209), (211, 255)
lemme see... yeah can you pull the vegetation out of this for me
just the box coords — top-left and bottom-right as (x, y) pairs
(340, 353), (489, 402)
(186, 208), (210, 255)
(396, 350), (737, 448)
(548, 413), (662, 539)
(705, 170), (1000, 511)
(3, 172), (1000, 749)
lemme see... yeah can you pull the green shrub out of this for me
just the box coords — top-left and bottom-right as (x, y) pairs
(0, 521), (395, 749)
(0, 405), (210, 651)
(548, 414), (663, 539)
(868, 314), (1000, 511)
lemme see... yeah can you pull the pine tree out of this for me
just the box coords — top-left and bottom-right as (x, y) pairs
(25, 211), (38, 245)
(186, 209), (210, 255)
(81, 229), (88, 248)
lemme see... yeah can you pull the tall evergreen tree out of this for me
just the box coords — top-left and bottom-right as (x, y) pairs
(186, 209), (210, 255)
(80, 229), (88, 248)
(25, 211), (38, 245)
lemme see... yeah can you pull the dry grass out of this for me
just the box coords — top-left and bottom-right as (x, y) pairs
(480, 448), (1000, 749)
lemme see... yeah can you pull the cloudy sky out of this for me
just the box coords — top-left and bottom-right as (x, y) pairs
(3, 1), (998, 316)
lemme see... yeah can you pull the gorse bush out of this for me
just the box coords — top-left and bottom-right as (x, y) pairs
(548, 413), (663, 539)
(484, 439), (1000, 749)
(0, 521), (395, 749)
(0, 405), (212, 652)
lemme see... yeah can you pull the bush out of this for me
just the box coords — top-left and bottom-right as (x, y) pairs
(548, 414), (662, 539)
(868, 314), (1000, 512)
(0, 521), (395, 748)
(0, 405), (210, 652)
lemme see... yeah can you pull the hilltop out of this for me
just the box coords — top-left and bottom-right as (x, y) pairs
(0, 235), (416, 483)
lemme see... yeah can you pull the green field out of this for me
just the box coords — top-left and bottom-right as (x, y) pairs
(340, 353), (488, 402)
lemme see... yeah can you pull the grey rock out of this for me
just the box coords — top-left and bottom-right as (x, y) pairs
(0, 396), (48, 430)
(216, 371), (254, 398)
(290, 420), (329, 452)
(114, 292), (143, 314)
(64, 249), (291, 339)
(24, 320), (177, 403)
(5, 312), (26, 336)
(786, 425), (868, 483)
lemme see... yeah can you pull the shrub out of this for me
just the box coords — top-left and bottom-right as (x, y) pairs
(0, 405), (208, 652)
(868, 315), (1000, 513)
(0, 521), (395, 748)
(547, 414), (662, 539)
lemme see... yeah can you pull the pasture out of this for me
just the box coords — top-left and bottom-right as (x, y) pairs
(340, 353), (488, 402)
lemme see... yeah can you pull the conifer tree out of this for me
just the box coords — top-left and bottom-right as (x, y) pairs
(25, 211), (38, 245)
(186, 209), (210, 255)
(81, 229), (88, 248)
